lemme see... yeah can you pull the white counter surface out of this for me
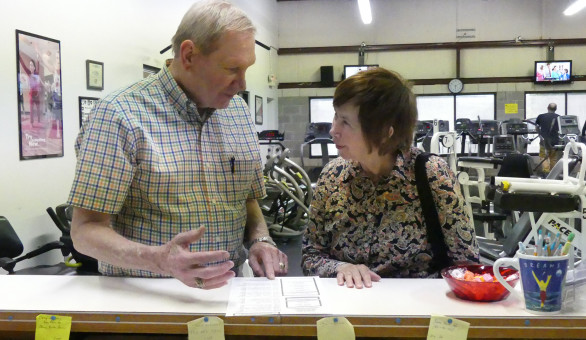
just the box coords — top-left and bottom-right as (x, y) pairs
(2, 275), (585, 318)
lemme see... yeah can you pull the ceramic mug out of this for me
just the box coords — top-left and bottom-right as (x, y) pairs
(494, 250), (569, 314)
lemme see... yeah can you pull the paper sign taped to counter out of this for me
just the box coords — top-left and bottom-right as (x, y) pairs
(427, 314), (469, 340)
(35, 314), (72, 340)
(317, 316), (355, 340)
(187, 316), (224, 340)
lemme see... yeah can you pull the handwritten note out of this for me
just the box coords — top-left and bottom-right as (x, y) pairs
(427, 315), (469, 340)
(317, 316), (355, 340)
(187, 316), (224, 340)
(35, 314), (72, 340)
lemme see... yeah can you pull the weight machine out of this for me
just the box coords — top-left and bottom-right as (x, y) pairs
(258, 130), (313, 239)
(495, 141), (585, 282)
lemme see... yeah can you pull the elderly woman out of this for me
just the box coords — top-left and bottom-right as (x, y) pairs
(302, 68), (479, 288)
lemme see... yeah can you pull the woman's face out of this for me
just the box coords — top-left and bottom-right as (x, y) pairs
(29, 61), (35, 72)
(330, 102), (374, 162)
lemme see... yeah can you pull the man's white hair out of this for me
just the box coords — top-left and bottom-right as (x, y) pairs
(171, 0), (256, 56)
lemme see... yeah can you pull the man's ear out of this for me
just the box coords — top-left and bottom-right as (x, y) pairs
(388, 126), (394, 138)
(178, 40), (199, 70)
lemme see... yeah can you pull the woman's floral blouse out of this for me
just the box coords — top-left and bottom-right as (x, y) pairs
(302, 147), (479, 278)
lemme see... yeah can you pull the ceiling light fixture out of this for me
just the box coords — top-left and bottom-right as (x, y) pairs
(358, 0), (372, 24)
(564, 0), (586, 15)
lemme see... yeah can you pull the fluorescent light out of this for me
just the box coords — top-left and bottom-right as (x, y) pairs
(564, 0), (586, 15)
(358, 0), (372, 24)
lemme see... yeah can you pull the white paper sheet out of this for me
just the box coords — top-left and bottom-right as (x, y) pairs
(225, 276), (328, 316)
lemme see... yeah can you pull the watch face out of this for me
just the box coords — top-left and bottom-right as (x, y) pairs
(448, 79), (463, 93)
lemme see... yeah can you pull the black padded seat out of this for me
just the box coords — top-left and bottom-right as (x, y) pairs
(458, 156), (503, 165)
(495, 191), (579, 213)
(473, 212), (508, 222)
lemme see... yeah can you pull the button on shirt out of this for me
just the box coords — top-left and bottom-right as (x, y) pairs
(68, 67), (265, 277)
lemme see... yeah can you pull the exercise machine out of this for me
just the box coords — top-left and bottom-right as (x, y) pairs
(300, 122), (335, 182)
(1, 206), (98, 275)
(494, 141), (585, 283)
(259, 130), (313, 239)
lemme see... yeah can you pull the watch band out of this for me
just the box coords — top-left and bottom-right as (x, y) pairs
(249, 236), (277, 248)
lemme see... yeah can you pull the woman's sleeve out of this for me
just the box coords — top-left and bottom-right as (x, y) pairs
(301, 166), (345, 277)
(427, 157), (480, 263)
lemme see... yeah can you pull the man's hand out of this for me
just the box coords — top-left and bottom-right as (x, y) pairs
(248, 242), (288, 279)
(158, 227), (235, 289)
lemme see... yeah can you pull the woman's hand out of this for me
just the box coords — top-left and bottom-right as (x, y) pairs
(336, 263), (381, 289)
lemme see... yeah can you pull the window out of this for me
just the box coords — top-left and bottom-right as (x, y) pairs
(568, 92), (586, 134)
(308, 97), (337, 158)
(416, 93), (496, 154)
(417, 95), (454, 130)
(524, 92), (584, 153)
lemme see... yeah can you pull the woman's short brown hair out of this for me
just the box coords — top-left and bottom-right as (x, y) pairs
(333, 67), (418, 155)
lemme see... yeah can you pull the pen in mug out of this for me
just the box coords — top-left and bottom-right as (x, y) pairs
(536, 229), (543, 256)
(553, 243), (563, 256)
(561, 232), (576, 256)
(547, 242), (555, 256)
(518, 242), (526, 255)
(552, 232), (561, 251)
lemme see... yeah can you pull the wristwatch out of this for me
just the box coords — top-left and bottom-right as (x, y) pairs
(249, 236), (277, 248)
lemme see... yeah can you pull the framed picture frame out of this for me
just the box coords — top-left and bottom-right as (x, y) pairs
(237, 90), (250, 107)
(16, 29), (63, 160)
(79, 96), (99, 127)
(142, 64), (160, 78)
(255, 95), (263, 125)
(86, 59), (104, 90)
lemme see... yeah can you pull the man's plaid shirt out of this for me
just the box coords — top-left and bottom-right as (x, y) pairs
(68, 67), (265, 276)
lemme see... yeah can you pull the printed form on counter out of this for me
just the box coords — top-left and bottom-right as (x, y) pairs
(225, 276), (329, 316)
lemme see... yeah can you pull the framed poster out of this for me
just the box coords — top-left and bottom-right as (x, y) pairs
(143, 64), (160, 78)
(237, 90), (250, 107)
(86, 59), (104, 90)
(79, 96), (99, 127)
(16, 29), (63, 160)
(255, 95), (263, 125)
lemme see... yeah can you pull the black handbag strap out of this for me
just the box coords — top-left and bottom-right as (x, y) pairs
(415, 153), (452, 273)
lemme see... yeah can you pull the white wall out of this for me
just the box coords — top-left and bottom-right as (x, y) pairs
(277, 0), (586, 84)
(0, 0), (278, 270)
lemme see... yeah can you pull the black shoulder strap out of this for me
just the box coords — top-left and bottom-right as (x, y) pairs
(415, 153), (452, 273)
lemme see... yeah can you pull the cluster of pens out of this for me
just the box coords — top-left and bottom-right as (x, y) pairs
(518, 230), (575, 257)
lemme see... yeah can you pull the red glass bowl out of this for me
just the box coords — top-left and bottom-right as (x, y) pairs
(441, 264), (519, 302)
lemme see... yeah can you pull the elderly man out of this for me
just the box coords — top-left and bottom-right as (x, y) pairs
(68, 0), (287, 289)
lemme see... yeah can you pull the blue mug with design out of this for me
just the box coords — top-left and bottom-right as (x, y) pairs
(494, 249), (569, 314)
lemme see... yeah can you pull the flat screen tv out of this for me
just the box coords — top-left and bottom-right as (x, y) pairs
(534, 60), (572, 84)
(344, 64), (379, 79)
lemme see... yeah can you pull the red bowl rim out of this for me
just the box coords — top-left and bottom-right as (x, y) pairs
(440, 264), (519, 282)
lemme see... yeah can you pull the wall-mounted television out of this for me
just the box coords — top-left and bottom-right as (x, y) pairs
(534, 60), (572, 84)
(344, 64), (379, 79)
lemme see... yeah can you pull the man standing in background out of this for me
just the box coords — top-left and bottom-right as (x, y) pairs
(535, 103), (561, 175)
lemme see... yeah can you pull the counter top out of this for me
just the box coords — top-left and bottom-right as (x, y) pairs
(1, 275), (585, 339)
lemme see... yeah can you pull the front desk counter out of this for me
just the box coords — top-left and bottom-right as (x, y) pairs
(1, 275), (586, 339)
